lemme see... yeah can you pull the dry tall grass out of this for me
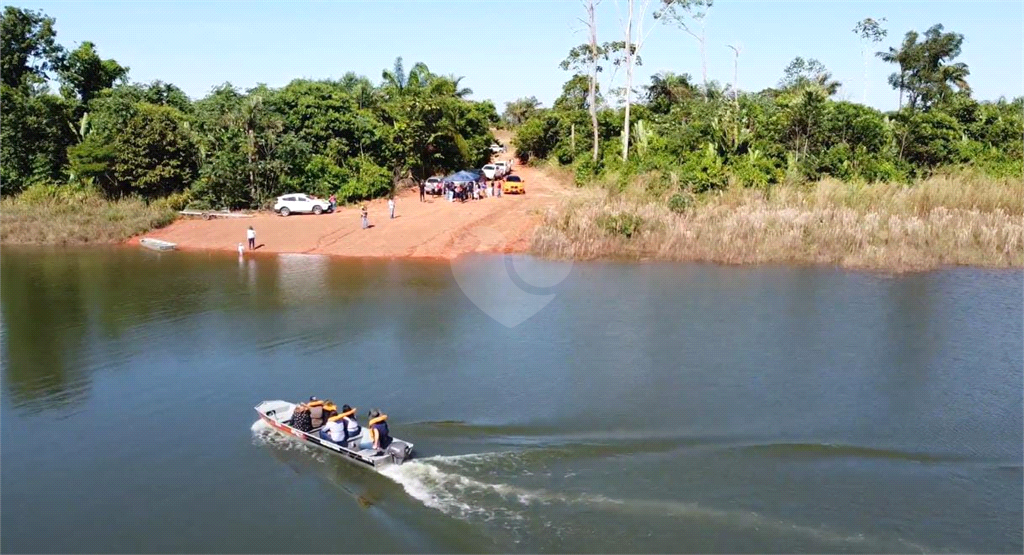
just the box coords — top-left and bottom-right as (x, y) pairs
(1, 185), (178, 245)
(532, 173), (1024, 270)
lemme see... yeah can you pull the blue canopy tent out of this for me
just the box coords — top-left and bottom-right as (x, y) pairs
(443, 170), (483, 183)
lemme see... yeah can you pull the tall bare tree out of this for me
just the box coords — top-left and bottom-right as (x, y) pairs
(726, 43), (741, 105)
(853, 17), (888, 104)
(585, 0), (601, 161)
(655, 0), (714, 98)
(616, 0), (655, 161)
(562, 1), (606, 162)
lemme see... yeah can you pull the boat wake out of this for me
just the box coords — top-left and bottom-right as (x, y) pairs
(252, 421), (941, 552)
(381, 452), (938, 553)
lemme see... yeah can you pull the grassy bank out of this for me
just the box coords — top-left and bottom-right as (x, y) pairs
(531, 172), (1024, 270)
(1, 184), (179, 245)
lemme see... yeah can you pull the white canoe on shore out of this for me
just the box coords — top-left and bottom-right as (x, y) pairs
(179, 209), (253, 220)
(139, 238), (177, 251)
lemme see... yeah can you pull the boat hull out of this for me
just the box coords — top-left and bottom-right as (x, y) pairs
(139, 238), (177, 251)
(255, 400), (413, 470)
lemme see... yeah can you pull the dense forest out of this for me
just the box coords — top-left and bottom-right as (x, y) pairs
(509, 5), (1022, 201)
(0, 6), (498, 209)
(2, 4), (1021, 216)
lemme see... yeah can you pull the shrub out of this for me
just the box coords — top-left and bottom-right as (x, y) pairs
(680, 145), (727, 193)
(336, 156), (392, 202)
(17, 181), (99, 205)
(728, 150), (783, 189)
(597, 212), (644, 238)
(859, 156), (907, 183)
(573, 157), (601, 187)
(304, 155), (347, 198)
(1, 187), (178, 244)
(150, 189), (193, 212)
(899, 111), (965, 170)
(668, 192), (692, 213)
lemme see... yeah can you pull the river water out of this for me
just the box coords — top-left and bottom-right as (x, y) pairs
(1, 247), (1020, 553)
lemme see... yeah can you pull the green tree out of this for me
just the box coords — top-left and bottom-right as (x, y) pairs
(380, 56), (430, 98)
(512, 110), (560, 162)
(111, 103), (199, 197)
(561, 40), (614, 161)
(502, 97), (543, 127)
(68, 132), (116, 189)
(59, 41), (128, 106)
(645, 72), (696, 114)
(0, 7), (68, 194)
(778, 57), (841, 97)
(472, 99), (500, 126)
(878, 24), (970, 112)
(0, 6), (63, 88)
(896, 110), (963, 169)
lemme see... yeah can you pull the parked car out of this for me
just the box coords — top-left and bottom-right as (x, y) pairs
(482, 164), (498, 180)
(504, 175), (526, 194)
(494, 161), (509, 177)
(489, 143), (506, 153)
(274, 193), (332, 216)
(424, 177), (443, 195)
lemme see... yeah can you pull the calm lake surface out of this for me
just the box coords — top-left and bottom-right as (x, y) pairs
(1, 247), (1021, 553)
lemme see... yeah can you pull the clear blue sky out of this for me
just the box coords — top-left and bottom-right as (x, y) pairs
(14, 0), (1024, 111)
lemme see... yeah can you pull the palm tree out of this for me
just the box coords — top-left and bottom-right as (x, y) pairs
(778, 57), (842, 98)
(381, 57), (407, 92)
(645, 72), (696, 113)
(877, 31), (919, 110)
(231, 95), (282, 205)
(380, 57), (431, 97)
(810, 71), (842, 97)
(338, 72), (378, 110)
(502, 97), (542, 126)
(878, 25), (970, 111)
(427, 74), (473, 99)
(448, 75), (472, 98)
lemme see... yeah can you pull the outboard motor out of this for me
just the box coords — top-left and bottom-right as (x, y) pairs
(387, 442), (410, 464)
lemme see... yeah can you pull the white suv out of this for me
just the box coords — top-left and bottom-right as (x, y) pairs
(274, 194), (332, 216)
(424, 177), (443, 195)
(494, 161), (509, 177)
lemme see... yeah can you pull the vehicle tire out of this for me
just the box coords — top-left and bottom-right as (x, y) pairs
(202, 212), (212, 221)
(280, 207), (290, 217)
(313, 205), (323, 215)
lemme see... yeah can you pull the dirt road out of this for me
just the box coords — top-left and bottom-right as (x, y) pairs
(142, 135), (569, 259)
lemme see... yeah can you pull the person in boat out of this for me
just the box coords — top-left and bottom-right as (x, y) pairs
(322, 401), (338, 421)
(368, 409), (392, 453)
(291, 403), (313, 432)
(340, 404), (361, 446)
(307, 397), (326, 429)
(320, 404), (360, 447)
(319, 409), (346, 444)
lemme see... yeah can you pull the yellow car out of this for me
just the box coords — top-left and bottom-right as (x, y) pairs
(503, 175), (526, 194)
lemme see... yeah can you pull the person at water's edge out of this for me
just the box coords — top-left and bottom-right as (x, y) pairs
(418, 181), (425, 202)
(246, 226), (255, 250)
